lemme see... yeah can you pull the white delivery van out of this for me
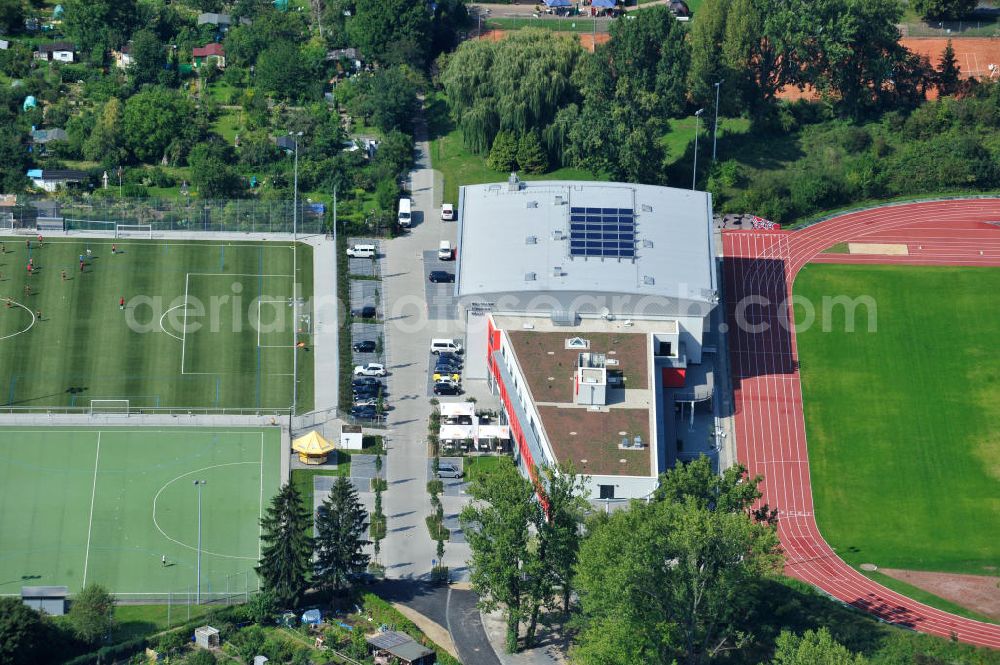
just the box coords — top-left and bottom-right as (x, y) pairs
(430, 338), (464, 355)
(438, 240), (453, 260)
(346, 244), (376, 258)
(398, 198), (413, 227)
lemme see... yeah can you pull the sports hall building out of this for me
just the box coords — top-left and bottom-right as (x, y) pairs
(455, 175), (718, 501)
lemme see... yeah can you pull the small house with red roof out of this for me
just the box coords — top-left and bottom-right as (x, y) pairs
(192, 43), (225, 69)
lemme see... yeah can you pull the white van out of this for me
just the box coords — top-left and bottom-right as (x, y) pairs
(438, 240), (453, 260)
(430, 338), (463, 355)
(346, 244), (376, 258)
(398, 198), (413, 227)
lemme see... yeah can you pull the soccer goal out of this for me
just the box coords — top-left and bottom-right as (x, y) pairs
(0, 213), (13, 231)
(90, 400), (130, 417)
(115, 224), (153, 239)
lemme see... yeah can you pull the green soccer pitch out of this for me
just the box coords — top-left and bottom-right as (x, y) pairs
(0, 238), (313, 412)
(0, 427), (281, 599)
(794, 264), (1000, 575)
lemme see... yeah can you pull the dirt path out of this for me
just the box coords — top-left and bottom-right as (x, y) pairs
(879, 568), (1000, 621)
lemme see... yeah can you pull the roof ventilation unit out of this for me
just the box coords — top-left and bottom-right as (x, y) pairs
(554, 195), (565, 205)
(641, 204), (653, 212)
(525, 235), (537, 245)
(525, 272), (537, 281)
(643, 239), (654, 248)
(526, 200), (538, 208)
(552, 266), (563, 277)
(643, 275), (655, 285)
(507, 172), (522, 191)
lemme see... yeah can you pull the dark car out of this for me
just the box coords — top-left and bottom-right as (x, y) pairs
(350, 406), (381, 420)
(352, 376), (382, 388)
(437, 352), (463, 366)
(433, 382), (462, 396)
(351, 305), (376, 319)
(353, 340), (376, 353)
(353, 386), (385, 399)
(428, 270), (455, 283)
(435, 360), (462, 373)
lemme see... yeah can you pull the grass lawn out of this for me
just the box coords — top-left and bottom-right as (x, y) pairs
(0, 238), (313, 412)
(0, 427), (280, 598)
(485, 17), (608, 33)
(112, 603), (214, 640)
(212, 110), (243, 144)
(429, 120), (602, 205)
(464, 455), (502, 485)
(794, 265), (1000, 575)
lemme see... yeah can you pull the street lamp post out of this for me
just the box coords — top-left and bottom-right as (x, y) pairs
(712, 80), (724, 162)
(193, 480), (206, 604)
(692, 109), (704, 190)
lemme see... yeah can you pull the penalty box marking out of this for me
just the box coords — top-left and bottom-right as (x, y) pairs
(180, 272), (294, 376)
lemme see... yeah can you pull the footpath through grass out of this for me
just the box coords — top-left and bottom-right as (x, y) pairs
(0, 238), (313, 412)
(793, 265), (1000, 575)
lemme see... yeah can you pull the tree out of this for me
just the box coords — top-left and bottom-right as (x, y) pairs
(122, 87), (193, 163)
(314, 475), (370, 592)
(129, 29), (165, 87)
(688, 0), (731, 112)
(257, 483), (313, 607)
(573, 463), (782, 665)
(936, 40), (960, 96)
(912, 0), (977, 21)
(62, 0), (138, 53)
(722, 0), (792, 118)
(0, 128), (29, 192)
(348, 0), (432, 67)
(188, 141), (243, 198)
(460, 456), (540, 653)
(68, 583), (115, 644)
(0, 0), (25, 35)
(523, 463), (588, 647)
(0, 597), (45, 665)
(770, 627), (869, 665)
(487, 131), (518, 173)
(255, 41), (314, 102)
(443, 30), (582, 154)
(84, 97), (126, 166)
(186, 649), (218, 665)
(517, 132), (548, 175)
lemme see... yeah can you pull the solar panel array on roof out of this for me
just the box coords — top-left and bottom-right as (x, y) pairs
(568, 206), (636, 258)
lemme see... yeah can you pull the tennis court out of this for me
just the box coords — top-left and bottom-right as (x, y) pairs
(0, 427), (281, 599)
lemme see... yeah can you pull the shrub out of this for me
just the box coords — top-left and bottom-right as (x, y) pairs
(486, 131), (518, 172)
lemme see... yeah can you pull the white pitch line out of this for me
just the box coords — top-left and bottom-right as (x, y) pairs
(180, 273), (190, 374)
(82, 432), (102, 587)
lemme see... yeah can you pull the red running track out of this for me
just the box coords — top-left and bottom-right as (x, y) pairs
(722, 200), (1000, 648)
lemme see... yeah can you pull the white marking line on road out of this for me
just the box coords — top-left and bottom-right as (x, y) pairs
(82, 431), (102, 587)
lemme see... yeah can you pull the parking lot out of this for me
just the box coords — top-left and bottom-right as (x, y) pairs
(346, 236), (387, 423)
(421, 250), (458, 320)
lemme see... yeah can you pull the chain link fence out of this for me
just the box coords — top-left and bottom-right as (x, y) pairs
(4, 197), (328, 235)
(899, 17), (1000, 38)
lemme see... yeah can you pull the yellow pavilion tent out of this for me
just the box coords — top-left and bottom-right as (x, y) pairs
(292, 431), (336, 465)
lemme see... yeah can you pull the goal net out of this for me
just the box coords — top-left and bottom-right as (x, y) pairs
(115, 224), (153, 238)
(0, 214), (13, 231)
(90, 400), (130, 417)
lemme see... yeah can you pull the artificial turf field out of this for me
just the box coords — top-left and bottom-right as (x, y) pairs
(0, 427), (280, 598)
(793, 264), (1000, 575)
(0, 237), (313, 412)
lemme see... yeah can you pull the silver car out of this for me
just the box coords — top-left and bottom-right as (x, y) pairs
(437, 463), (463, 479)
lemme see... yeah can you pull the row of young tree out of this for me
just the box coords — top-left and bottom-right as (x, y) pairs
(256, 475), (370, 608)
(439, 1), (967, 186)
(460, 456), (790, 663)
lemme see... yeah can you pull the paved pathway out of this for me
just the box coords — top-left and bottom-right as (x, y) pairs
(307, 236), (338, 412)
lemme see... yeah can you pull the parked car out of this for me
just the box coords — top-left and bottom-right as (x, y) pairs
(436, 351), (463, 366)
(353, 388), (385, 401)
(350, 406), (381, 420)
(353, 397), (379, 407)
(346, 244), (376, 258)
(352, 340), (377, 353)
(428, 270), (454, 283)
(441, 203), (455, 221)
(433, 371), (461, 383)
(351, 305), (376, 319)
(433, 382), (462, 396)
(437, 463), (464, 479)
(435, 359), (463, 373)
(352, 376), (383, 388)
(354, 363), (387, 377)
(438, 240), (453, 260)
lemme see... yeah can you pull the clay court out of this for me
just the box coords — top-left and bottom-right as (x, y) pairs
(478, 29), (610, 52)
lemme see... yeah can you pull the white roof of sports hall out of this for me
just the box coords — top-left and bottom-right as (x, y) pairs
(455, 178), (716, 306)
